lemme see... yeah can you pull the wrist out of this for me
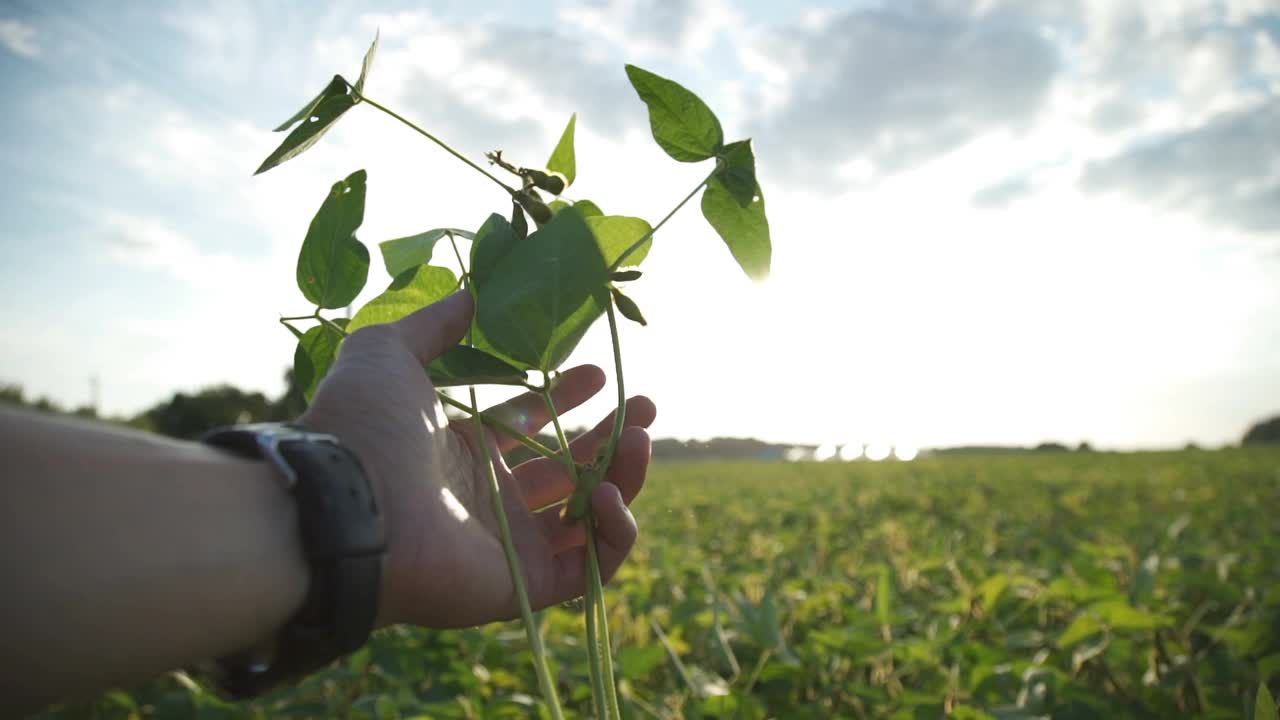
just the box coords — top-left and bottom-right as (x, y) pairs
(292, 410), (403, 628)
(200, 423), (386, 698)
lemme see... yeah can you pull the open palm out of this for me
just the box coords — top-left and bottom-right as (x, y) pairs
(299, 290), (655, 629)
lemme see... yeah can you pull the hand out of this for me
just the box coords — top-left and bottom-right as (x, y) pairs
(297, 291), (655, 628)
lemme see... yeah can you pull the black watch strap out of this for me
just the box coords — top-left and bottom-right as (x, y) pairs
(201, 423), (386, 699)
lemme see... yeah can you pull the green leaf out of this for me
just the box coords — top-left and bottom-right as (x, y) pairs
(701, 175), (770, 282)
(470, 213), (518, 288)
(1090, 599), (1172, 631)
(257, 79), (356, 174)
(348, 265), (458, 333)
(379, 228), (474, 278)
(546, 113), (577, 187)
(294, 320), (348, 402)
(1258, 684), (1278, 720)
(281, 320), (306, 341)
(611, 269), (642, 282)
(1056, 614), (1103, 648)
(716, 140), (759, 208)
(625, 64), (724, 162)
(427, 346), (528, 387)
(297, 170), (370, 308)
(1055, 601), (1170, 648)
(977, 574), (1011, 614)
(354, 31), (379, 96)
(616, 643), (666, 678)
(573, 199), (604, 217)
(611, 287), (647, 326)
(474, 208), (610, 371)
(273, 75), (347, 133)
(550, 199), (603, 218)
(586, 215), (653, 268)
(465, 212), (529, 368)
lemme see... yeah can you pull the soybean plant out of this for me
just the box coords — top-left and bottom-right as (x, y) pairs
(258, 33), (771, 719)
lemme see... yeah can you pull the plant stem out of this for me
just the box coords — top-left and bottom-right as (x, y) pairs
(602, 301), (627, 464)
(584, 297), (629, 718)
(541, 384), (619, 719)
(610, 172), (713, 272)
(446, 230), (468, 277)
(351, 88), (517, 196)
(742, 648), (773, 696)
(587, 513), (622, 718)
(470, 388), (566, 720)
(316, 315), (348, 337)
(651, 618), (698, 696)
(584, 569), (607, 720)
(447, 232), (563, 720)
(279, 314), (315, 322)
(435, 391), (560, 461)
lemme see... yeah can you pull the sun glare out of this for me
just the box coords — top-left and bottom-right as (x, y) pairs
(894, 445), (919, 461)
(865, 443), (892, 461)
(839, 443), (863, 461)
(814, 443), (838, 461)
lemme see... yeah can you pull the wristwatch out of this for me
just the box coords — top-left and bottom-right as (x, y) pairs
(199, 423), (386, 699)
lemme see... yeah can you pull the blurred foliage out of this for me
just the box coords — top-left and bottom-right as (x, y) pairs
(35, 448), (1280, 719)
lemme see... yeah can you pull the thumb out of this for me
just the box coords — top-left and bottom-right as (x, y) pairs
(393, 290), (475, 362)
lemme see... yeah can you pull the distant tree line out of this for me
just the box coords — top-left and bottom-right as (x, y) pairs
(0, 372), (306, 440)
(1243, 415), (1280, 446)
(5, 376), (1278, 454)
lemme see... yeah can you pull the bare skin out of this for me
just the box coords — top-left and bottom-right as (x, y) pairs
(0, 290), (654, 715)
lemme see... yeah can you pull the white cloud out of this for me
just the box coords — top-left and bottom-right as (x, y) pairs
(102, 212), (254, 291)
(735, 2), (1060, 185)
(5, 0), (1280, 449)
(0, 18), (39, 58)
(557, 0), (742, 66)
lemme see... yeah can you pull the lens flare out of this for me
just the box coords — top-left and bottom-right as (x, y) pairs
(839, 443), (863, 461)
(865, 443), (891, 461)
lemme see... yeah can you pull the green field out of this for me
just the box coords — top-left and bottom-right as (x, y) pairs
(49, 450), (1280, 719)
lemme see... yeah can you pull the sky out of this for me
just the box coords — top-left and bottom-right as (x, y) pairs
(0, 0), (1277, 450)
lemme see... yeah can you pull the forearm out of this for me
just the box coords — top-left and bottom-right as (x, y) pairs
(0, 407), (308, 715)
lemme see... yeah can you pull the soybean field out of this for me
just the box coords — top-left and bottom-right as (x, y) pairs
(48, 449), (1280, 719)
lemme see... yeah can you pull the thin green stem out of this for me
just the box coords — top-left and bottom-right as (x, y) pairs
(584, 571), (607, 720)
(351, 88), (517, 196)
(610, 172), (713, 272)
(742, 649), (773, 696)
(602, 301), (627, 464)
(470, 386), (566, 720)
(435, 391), (560, 461)
(541, 384), (617, 719)
(278, 319), (303, 338)
(589, 297), (628, 719)
(449, 232), (562, 719)
(279, 314), (315, 322)
(446, 231), (468, 278)
(316, 315), (348, 337)
(651, 618), (698, 696)
(587, 514), (622, 718)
